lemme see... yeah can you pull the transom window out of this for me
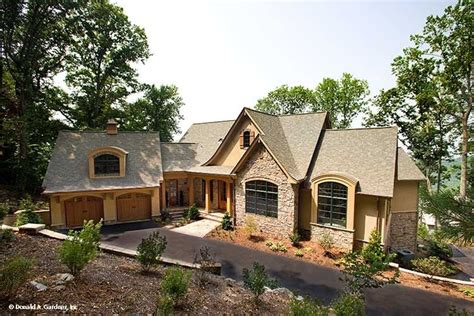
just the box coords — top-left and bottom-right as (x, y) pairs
(245, 180), (278, 218)
(317, 182), (347, 228)
(243, 131), (251, 148)
(94, 154), (120, 176)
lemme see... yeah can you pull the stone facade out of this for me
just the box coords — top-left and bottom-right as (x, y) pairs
(388, 211), (417, 252)
(235, 144), (298, 237)
(311, 224), (354, 250)
(193, 178), (204, 207)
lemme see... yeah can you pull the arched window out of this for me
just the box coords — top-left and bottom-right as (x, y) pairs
(317, 182), (348, 228)
(243, 131), (251, 148)
(245, 180), (278, 218)
(94, 154), (120, 176)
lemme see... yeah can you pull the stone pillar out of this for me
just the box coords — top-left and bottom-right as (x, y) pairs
(226, 180), (231, 215)
(205, 179), (210, 211)
(161, 180), (167, 209)
(189, 176), (194, 207)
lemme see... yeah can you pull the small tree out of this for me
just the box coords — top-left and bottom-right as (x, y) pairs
(184, 204), (200, 220)
(0, 256), (34, 300)
(58, 220), (102, 275)
(332, 292), (365, 316)
(221, 213), (233, 231)
(193, 246), (217, 287)
(160, 267), (192, 305)
(242, 262), (278, 302)
(318, 231), (334, 256)
(244, 216), (257, 238)
(288, 296), (329, 316)
(136, 231), (167, 272)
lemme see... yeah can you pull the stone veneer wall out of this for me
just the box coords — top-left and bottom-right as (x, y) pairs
(193, 178), (204, 207)
(388, 212), (417, 252)
(311, 224), (354, 250)
(235, 144), (298, 237)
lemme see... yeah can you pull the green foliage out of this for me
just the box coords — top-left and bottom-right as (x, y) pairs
(193, 246), (217, 287)
(332, 293), (365, 316)
(0, 256), (34, 300)
(288, 296), (329, 316)
(448, 306), (470, 316)
(420, 188), (474, 245)
(156, 294), (174, 316)
(289, 233), (301, 247)
(242, 262), (278, 301)
(184, 204), (200, 221)
(318, 231), (334, 253)
(221, 212), (233, 231)
(255, 85), (316, 115)
(426, 238), (453, 260)
(15, 196), (42, 225)
(269, 241), (287, 253)
(244, 216), (257, 237)
(121, 85), (184, 141)
(294, 249), (304, 257)
(0, 229), (14, 243)
(411, 256), (457, 277)
(459, 287), (474, 299)
(160, 267), (192, 300)
(341, 230), (397, 295)
(313, 73), (369, 128)
(417, 224), (430, 241)
(136, 231), (167, 272)
(58, 220), (102, 275)
(0, 205), (6, 221)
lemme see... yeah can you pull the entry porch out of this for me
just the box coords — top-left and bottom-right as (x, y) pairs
(160, 172), (235, 215)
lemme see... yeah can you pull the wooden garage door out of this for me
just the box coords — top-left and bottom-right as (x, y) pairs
(117, 193), (151, 222)
(65, 196), (104, 227)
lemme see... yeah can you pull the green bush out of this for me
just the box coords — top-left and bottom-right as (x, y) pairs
(156, 294), (174, 316)
(243, 262), (278, 301)
(193, 246), (216, 287)
(270, 241), (287, 253)
(411, 256), (457, 277)
(426, 238), (453, 260)
(136, 231), (167, 272)
(318, 231), (334, 253)
(58, 220), (102, 275)
(0, 229), (14, 243)
(0, 256), (34, 300)
(361, 230), (391, 266)
(244, 216), (257, 237)
(184, 204), (200, 220)
(15, 195), (42, 226)
(0, 203), (7, 221)
(221, 212), (233, 231)
(295, 249), (304, 257)
(161, 267), (192, 300)
(288, 296), (329, 316)
(289, 233), (300, 247)
(332, 293), (365, 316)
(417, 223), (430, 240)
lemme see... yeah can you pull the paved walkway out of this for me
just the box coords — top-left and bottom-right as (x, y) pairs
(172, 212), (224, 237)
(100, 222), (474, 316)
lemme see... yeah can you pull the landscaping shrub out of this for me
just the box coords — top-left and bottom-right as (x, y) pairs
(417, 223), (430, 240)
(270, 241), (287, 253)
(448, 306), (470, 316)
(156, 294), (174, 316)
(137, 231), (167, 272)
(411, 256), (457, 277)
(332, 293), (365, 316)
(361, 230), (392, 266)
(58, 220), (102, 275)
(242, 262), (278, 301)
(15, 196), (42, 226)
(161, 267), (192, 301)
(0, 229), (14, 243)
(318, 231), (334, 255)
(0, 256), (34, 300)
(289, 233), (300, 247)
(221, 212), (233, 231)
(193, 246), (217, 287)
(244, 216), (257, 237)
(426, 238), (453, 260)
(184, 204), (200, 220)
(159, 209), (172, 223)
(288, 296), (329, 316)
(294, 249), (304, 257)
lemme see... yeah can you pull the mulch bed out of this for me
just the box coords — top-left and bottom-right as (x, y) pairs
(0, 233), (291, 314)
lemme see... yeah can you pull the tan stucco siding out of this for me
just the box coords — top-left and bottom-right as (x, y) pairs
(49, 187), (160, 227)
(391, 180), (419, 212)
(354, 195), (387, 243)
(214, 116), (259, 166)
(298, 189), (312, 231)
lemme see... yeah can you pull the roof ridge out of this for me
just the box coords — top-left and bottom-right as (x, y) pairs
(325, 126), (397, 132)
(162, 142), (196, 144)
(191, 119), (235, 125)
(59, 130), (160, 134)
(245, 107), (327, 117)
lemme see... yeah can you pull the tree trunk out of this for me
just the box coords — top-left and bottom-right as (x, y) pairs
(460, 114), (469, 199)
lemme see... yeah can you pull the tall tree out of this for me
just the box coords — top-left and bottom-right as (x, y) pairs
(0, 0), (76, 191)
(313, 73), (369, 128)
(254, 85), (316, 115)
(121, 85), (184, 142)
(66, 0), (149, 129)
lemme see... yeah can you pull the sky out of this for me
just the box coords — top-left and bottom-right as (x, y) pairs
(114, 0), (452, 140)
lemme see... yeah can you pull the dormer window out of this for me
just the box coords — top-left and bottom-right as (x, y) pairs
(240, 129), (254, 149)
(94, 154), (120, 176)
(88, 146), (127, 178)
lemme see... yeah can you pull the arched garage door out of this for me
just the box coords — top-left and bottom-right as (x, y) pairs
(65, 196), (104, 227)
(117, 193), (151, 222)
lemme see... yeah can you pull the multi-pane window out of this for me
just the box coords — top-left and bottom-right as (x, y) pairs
(94, 154), (120, 176)
(243, 131), (251, 148)
(317, 182), (347, 228)
(245, 180), (278, 218)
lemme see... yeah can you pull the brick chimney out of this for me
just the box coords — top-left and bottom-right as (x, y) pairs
(106, 119), (118, 135)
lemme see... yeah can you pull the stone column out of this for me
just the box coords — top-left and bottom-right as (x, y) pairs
(188, 176), (194, 207)
(161, 180), (167, 209)
(205, 179), (210, 212)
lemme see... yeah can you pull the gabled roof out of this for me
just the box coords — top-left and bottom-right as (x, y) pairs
(309, 127), (398, 197)
(397, 148), (426, 181)
(42, 131), (163, 194)
(179, 120), (234, 164)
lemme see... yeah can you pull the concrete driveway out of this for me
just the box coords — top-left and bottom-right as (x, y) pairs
(100, 222), (474, 316)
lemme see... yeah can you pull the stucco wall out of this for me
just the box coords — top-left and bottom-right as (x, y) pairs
(354, 195), (380, 243)
(49, 187), (160, 227)
(235, 144), (297, 237)
(214, 116), (259, 166)
(391, 180), (419, 212)
(298, 189), (312, 231)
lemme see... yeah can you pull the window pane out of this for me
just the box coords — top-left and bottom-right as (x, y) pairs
(317, 182), (348, 227)
(245, 180), (278, 218)
(94, 154), (120, 175)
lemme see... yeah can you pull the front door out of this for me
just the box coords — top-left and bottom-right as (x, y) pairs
(218, 180), (227, 210)
(168, 180), (178, 207)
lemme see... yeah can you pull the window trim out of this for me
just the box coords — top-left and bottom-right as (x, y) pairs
(88, 146), (127, 179)
(93, 153), (121, 177)
(245, 180), (278, 218)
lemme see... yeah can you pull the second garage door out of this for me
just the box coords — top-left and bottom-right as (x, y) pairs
(116, 193), (151, 222)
